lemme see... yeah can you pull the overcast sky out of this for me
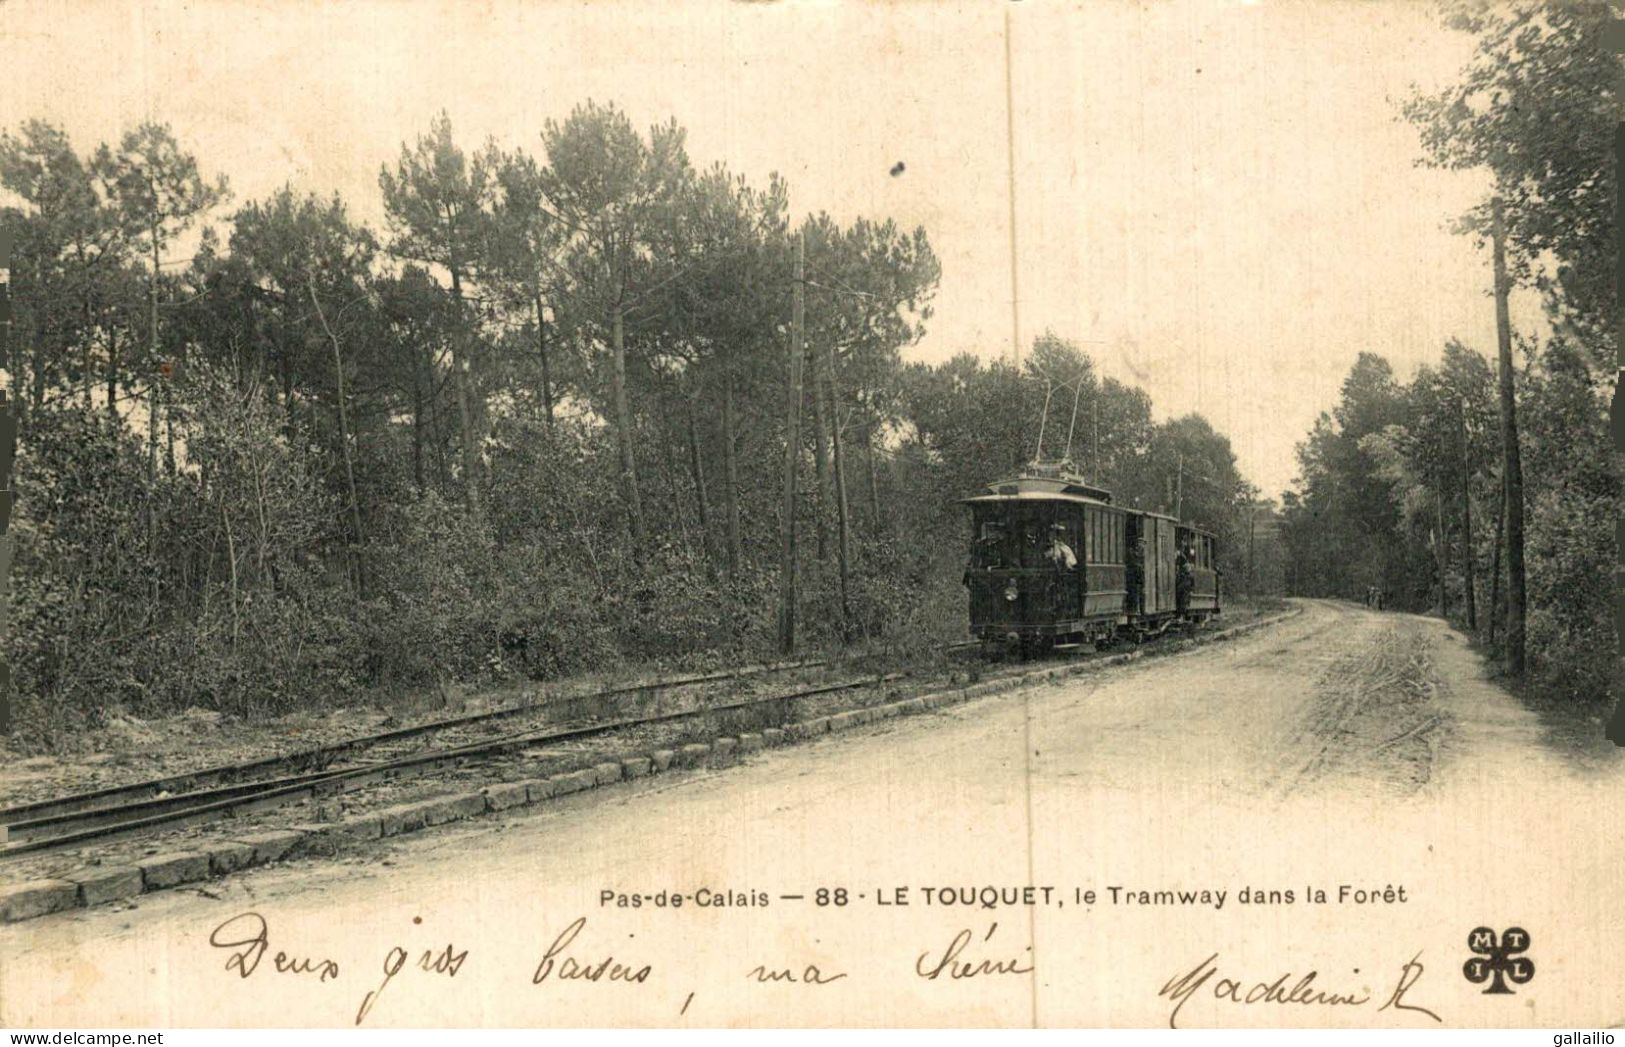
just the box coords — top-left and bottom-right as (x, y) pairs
(2, 0), (1536, 497)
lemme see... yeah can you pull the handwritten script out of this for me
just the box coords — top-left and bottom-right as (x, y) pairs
(1157, 951), (1443, 1029)
(207, 912), (1443, 1026)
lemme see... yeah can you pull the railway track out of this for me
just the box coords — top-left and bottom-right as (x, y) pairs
(0, 668), (907, 860)
(1, 619), (1242, 865)
(0, 656), (866, 860)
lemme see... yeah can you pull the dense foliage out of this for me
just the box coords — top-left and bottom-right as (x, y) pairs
(2, 106), (1262, 746)
(1282, 0), (1618, 707)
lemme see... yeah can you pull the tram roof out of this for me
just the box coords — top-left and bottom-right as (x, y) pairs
(960, 493), (1217, 535)
(960, 490), (1116, 508)
(958, 466), (1216, 535)
(959, 463), (1114, 505)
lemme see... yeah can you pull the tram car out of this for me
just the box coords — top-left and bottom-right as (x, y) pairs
(961, 460), (1219, 655)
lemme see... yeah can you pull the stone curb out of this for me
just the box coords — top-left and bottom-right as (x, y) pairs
(0, 605), (1301, 926)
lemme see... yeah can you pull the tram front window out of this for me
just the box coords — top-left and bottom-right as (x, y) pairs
(971, 513), (1068, 569)
(972, 518), (1012, 569)
(1017, 515), (1056, 569)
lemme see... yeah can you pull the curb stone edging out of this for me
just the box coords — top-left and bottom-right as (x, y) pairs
(0, 605), (1302, 926)
(0, 879), (78, 922)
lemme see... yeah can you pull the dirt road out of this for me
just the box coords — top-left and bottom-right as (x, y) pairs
(4, 599), (1621, 1028)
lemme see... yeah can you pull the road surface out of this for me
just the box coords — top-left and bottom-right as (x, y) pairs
(4, 600), (1621, 1028)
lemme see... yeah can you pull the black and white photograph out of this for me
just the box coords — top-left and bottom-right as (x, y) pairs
(0, 0), (1620, 1032)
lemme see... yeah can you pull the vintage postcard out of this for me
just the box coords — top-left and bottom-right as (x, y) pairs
(1, 0), (1620, 1032)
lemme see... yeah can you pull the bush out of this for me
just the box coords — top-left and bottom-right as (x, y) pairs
(8, 406), (158, 744)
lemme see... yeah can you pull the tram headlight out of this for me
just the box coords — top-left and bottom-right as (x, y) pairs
(1004, 582), (1019, 602)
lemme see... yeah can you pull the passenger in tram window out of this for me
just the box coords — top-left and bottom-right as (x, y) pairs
(1175, 543), (1194, 612)
(1048, 523), (1077, 571)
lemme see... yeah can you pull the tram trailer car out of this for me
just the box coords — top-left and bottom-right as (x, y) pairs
(961, 463), (1219, 654)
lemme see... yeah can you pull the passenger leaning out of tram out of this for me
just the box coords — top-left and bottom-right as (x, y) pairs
(1175, 544), (1195, 613)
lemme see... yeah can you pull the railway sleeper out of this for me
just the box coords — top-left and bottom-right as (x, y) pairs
(0, 607), (1302, 926)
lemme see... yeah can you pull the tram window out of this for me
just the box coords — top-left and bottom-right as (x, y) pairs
(972, 517), (1009, 568)
(1053, 517), (1079, 570)
(1018, 514), (1051, 568)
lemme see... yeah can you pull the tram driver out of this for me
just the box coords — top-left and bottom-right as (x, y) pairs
(1048, 523), (1077, 571)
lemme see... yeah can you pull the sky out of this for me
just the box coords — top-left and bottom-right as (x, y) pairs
(1, 0), (1538, 497)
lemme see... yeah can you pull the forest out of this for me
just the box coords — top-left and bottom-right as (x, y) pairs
(1278, 1), (1617, 710)
(1, 103), (1257, 748)
(8, 2), (1609, 749)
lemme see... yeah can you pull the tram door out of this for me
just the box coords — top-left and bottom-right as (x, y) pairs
(1129, 513), (1177, 615)
(1148, 516), (1176, 613)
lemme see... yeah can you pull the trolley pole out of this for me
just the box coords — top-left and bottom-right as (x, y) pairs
(778, 231), (806, 654)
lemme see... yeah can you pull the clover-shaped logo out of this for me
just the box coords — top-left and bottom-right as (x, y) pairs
(1463, 926), (1533, 994)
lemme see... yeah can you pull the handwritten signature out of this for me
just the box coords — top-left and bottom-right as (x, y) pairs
(1158, 951), (1443, 1029)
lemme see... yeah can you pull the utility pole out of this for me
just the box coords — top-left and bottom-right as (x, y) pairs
(1, 226), (13, 736)
(147, 215), (160, 487)
(1175, 453), (1183, 522)
(824, 337), (852, 642)
(146, 214), (161, 567)
(1435, 486), (1450, 618)
(1491, 196), (1525, 674)
(1489, 470), (1505, 647)
(1092, 399), (1099, 477)
(144, 209), (166, 611)
(1458, 396), (1476, 632)
(778, 231), (806, 654)
(1003, 3), (1021, 367)
(1247, 504), (1257, 596)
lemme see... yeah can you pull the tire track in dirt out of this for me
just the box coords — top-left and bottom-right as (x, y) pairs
(1215, 598), (1359, 673)
(1266, 610), (1456, 798)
